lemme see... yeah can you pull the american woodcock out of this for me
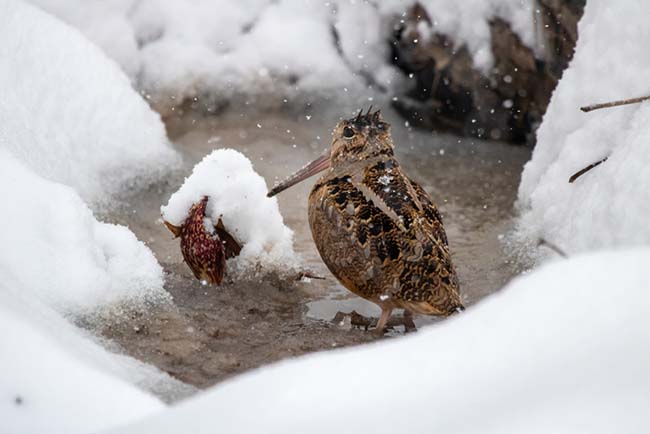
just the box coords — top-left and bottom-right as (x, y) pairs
(268, 109), (463, 334)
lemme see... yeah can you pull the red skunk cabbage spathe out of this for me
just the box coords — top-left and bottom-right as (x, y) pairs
(164, 196), (241, 285)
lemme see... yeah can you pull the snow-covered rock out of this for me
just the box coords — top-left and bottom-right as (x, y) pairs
(0, 0), (178, 204)
(105, 249), (650, 434)
(161, 149), (297, 274)
(518, 0), (650, 254)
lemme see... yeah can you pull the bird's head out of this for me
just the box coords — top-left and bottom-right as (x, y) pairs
(268, 108), (393, 197)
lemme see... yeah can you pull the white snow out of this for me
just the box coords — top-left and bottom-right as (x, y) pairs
(105, 249), (650, 434)
(0, 151), (168, 317)
(0, 0), (172, 317)
(0, 291), (166, 434)
(23, 0), (538, 109)
(0, 5), (190, 431)
(517, 1), (650, 255)
(0, 0), (178, 204)
(136, 1), (357, 111)
(161, 149), (298, 274)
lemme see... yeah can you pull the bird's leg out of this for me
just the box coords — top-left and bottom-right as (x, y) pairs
(374, 307), (393, 336)
(403, 309), (417, 333)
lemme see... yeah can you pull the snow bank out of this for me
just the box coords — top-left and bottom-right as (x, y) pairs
(106, 249), (650, 434)
(517, 1), (650, 254)
(161, 149), (297, 273)
(0, 0), (173, 317)
(136, 0), (358, 110)
(0, 151), (168, 317)
(0, 5), (190, 429)
(26, 0), (383, 112)
(0, 291), (165, 434)
(0, 0), (178, 204)
(25, 0), (538, 108)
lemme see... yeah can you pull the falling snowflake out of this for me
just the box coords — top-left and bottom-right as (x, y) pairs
(378, 174), (393, 186)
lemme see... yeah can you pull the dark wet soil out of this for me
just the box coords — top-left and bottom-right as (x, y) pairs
(98, 107), (531, 399)
(98, 266), (374, 388)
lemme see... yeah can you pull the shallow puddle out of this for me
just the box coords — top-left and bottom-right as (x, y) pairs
(101, 105), (531, 399)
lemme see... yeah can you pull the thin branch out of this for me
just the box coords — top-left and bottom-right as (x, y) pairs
(568, 157), (608, 183)
(537, 238), (568, 258)
(580, 95), (650, 113)
(295, 271), (326, 281)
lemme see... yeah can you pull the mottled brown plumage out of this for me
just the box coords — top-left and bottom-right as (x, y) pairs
(164, 196), (241, 285)
(269, 109), (463, 334)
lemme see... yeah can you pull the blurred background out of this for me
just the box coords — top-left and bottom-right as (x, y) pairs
(30, 0), (584, 143)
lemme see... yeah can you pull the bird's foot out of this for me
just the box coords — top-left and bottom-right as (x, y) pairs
(331, 310), (375, 330)
(331, 310), (417, 334)
(403, 310), (417, 333)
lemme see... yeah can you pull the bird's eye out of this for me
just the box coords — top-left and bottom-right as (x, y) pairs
(343, 126), (355, 138)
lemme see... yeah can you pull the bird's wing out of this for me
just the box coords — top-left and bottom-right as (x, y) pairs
(340, 159), (459, 311)
(351, 158), (448, 247)
(407, 176), (449, 247)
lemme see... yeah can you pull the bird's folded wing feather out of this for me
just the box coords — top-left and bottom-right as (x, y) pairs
(353, 158), (449, 248)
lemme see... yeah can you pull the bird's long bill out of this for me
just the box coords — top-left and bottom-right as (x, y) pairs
(267, 152), (331, 197)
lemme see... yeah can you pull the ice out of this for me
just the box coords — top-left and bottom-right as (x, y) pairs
(0, 0), (179, 204)
(517, 1), (650, 254)
(105, 249), (650, 434)
(161, 149), (298, 274)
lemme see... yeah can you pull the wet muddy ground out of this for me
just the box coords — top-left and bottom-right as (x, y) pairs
(99, 107), (531, 400)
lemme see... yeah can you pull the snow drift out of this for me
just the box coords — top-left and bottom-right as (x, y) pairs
(106, 249), (650, 434)
(0, 0), (173, 317)
(517, 0), (650, 254)
(0, 4), (187, 429)
(25, 0), (539, 113)
(0, 151), (168, 317)
(0, 292), (166, 434)
(161, 149), (297, 274)
(0, 0), (178, 204)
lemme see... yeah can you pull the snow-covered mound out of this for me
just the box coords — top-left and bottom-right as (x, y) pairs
(161, 149), (297, 273)
(0, 151), (168, 317)
(24, 0), (393, 113)
(0, 4), (189, 428)
(517, 1), (650, 254)
(0, 291), (167, 434)
(24, 0), (539, 112)
(105, 249), (650, 434)
(0, 0), (178, 204)
(0, 4), (189, 429)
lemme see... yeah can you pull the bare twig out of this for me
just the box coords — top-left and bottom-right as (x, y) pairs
(537, 238), (568, 258)
(295, 271), (326, 281)
(568, 157), (608, 183)
(580, 95), (650, 113)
